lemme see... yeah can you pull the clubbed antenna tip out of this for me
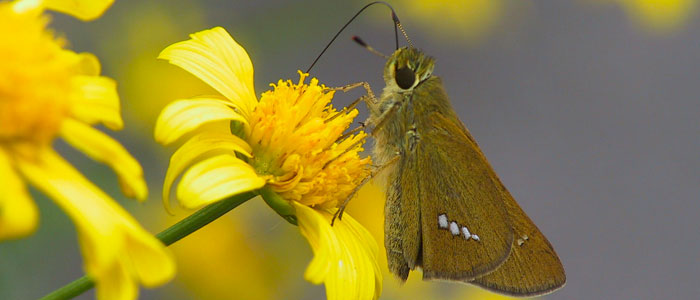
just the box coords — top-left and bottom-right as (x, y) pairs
(352, 36), (367, 47)
(352, 35), (388, 59)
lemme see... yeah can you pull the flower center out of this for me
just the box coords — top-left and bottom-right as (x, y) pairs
(0, 5), (73, 146)
(247, 73), (371, 209)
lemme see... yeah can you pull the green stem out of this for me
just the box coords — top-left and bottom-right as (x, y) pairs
(39, 192), (256, 300)
(39, 277), (93, 300)
(259, 186), (297, 225)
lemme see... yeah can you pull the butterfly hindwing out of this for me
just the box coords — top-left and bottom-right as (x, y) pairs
(469, 180), (566, 296)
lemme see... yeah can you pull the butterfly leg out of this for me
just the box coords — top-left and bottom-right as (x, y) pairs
(334, 98), (399, 143)
(331, 154), (400, 225)
(330, 81), (380, 115)
(325, 94), (369, 124)
(329, 81), (402, 138)
(337, 121), (367, 142)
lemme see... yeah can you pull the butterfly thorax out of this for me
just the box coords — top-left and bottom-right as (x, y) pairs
(371, 47), (458, 166)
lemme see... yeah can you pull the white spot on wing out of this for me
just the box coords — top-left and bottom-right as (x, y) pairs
(438, 214), (448, 229)
(461, 226), (471, 240)
(517, 235), (529, 246)
(437, 214), (479, 242)
(449, 222), (460, 236)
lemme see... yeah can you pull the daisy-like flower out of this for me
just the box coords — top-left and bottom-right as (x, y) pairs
(155, 27), (382, 300)
(0, 0), (174, 299)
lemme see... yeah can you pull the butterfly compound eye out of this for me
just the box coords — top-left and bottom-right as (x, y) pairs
(395, 66), (416, 89)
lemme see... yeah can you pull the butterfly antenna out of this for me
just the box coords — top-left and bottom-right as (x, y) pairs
(352, 35), (389, 58)
(306, 1), (400, 73)
(392, 11), (413, 48)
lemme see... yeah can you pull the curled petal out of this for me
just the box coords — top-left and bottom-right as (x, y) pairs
(58, 50), (102, 76)
(69, 75), (123, 130)
(154, 98), (247, 145)
(73, 52), (101, 76)
(163, 131), (252, 212)
(294, 203), (382, 300)
(0, 149), (38, 240)
(159, 27), (257, 119)
(60, 118), (147, 201)
(176, 154), (265, 209)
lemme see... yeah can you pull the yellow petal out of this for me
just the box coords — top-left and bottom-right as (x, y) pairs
(159, 27), (257, 118)
(59, 118), (148, 201)
(0, 149), (38, 240)
(70, 75), (123, 130)
(18, 151), (122, 267)
(163, 131), (252, 213)
(93, 260), (136, 300)
(43, 0), (114, 21)
(294, 203), (382, 300)
(74, 52), (102, 76)
(176, 154), (265, 209)
(154, 98), (247, 145)
(124, 222), (177, 287)
(16, 149), (174, 297)
(11, 0), (41, 13)
(59, 50), (102, 76)
(336, 210), (383, 300)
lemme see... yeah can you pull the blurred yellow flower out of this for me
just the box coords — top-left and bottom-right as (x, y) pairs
(155, 27), (381, 300)
(392, 0), (504, 43)
(0, 0), (174, 299)
(171, 214), (274, 300)
(92, 2), (213, 140)
(606, 0), (696, 33)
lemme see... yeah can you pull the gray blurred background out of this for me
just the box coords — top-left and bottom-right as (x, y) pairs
(1, 1), (698, 299)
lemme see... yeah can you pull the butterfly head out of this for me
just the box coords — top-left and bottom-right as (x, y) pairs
(384, 47), (435, 91)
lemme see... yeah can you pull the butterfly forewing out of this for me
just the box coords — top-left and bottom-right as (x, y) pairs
(417, 110), (514, 280)
(388, 77), (512, 280)
(418, 79), (565, 293)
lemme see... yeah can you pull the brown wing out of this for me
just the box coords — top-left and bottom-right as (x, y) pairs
(410, 111), (514, 281)
(384, 159), (421, 280)
(470, 200), (567, 296)
(469, 156), (566, 295)
(443, 110), (566, 295)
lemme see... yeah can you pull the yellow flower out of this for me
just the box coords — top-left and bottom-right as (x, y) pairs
(0, 1), (174, 299)
(156, 27), (381, 300)
(601, 0), (696, 33)
(170, 214), (275, 300)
